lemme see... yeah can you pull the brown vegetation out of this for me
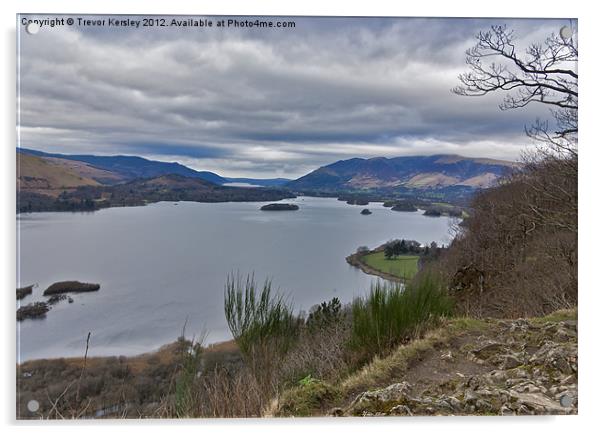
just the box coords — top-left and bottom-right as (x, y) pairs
(429, 156), (577, 318)
(440, 24), (578, 318)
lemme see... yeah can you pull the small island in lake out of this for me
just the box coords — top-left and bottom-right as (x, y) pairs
(260, 203), (299, 211)
(391, 203), (418, 212)
(17, 284), (34, 300)
(360, 209), (372, 215)
(17, 282), (92, 322)
(43, 281), (100, 295)
(382, 200), (418, 212)
(17, 302), (50, 321)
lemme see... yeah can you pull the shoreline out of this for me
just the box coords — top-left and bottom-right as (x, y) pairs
(345, 244), (407, 283)
(17, 338), (238, 369)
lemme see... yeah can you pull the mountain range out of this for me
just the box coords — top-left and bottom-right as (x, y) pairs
(287, 155), (518, 192)
(18, 148), (290, 188)
(17, 148), (519, 213)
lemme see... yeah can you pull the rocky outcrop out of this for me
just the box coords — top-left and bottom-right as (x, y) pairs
(336, 316), (577, 416)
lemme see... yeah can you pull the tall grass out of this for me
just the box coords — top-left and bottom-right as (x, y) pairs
(350, 273), (453, 357)
(224, 273), (299, 386)
(174, 338), (204, 418)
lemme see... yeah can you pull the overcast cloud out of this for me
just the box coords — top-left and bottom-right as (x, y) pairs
(18, 16), (574, 177)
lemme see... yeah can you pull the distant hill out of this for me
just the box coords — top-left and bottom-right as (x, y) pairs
(18, 148), (227, 185)
(224, 177), (291, 187)
(99, 174), (295, 203)
(18, 148), (291, 187)
(17, 173), (296, 213)
(287, 155), (519, 192)
(17, 153), (102, 196)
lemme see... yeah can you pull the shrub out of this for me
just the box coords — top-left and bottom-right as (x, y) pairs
(350, 274), (453, 357)
(224, 273), (299, 384)
(174, 339), (203, 417)
(306, 297), (342, 332)
(275, 376), (340, 416)
(279, 308), (352, 386)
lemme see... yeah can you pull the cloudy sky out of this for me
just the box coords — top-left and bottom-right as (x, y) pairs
(18, 16), (573, 178)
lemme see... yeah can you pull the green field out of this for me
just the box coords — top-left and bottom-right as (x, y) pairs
(360, 251), (419, 280)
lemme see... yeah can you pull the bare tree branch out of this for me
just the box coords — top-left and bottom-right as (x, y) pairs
(452, 25), (578, 157)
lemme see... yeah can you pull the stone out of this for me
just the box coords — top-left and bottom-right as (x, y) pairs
(472, 342), (505, 361)
(499, 405), (515, 416)
(389, 405), (413, 416)
(440, 351), (454, 361)
(463, 389), (478, 405)
(328, 407), (343, 417)
(347, 382), (412, 415)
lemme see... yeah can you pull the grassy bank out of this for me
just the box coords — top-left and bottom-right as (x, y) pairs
(360, 251), (419, 281)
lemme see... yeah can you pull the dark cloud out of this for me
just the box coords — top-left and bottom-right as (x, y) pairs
(18, 15), (573, 177)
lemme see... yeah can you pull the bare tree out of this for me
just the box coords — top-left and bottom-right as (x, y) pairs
(453, 25), (578, 159)
(436, 25), (579, 318)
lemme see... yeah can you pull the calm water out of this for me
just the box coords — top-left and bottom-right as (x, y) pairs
(17, 197), (453, 361)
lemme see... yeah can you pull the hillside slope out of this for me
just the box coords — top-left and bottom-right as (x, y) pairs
(288, 155), (518, 192)
(18, 148), (291, 187)
(17, 153), (101, 195)
(273, 310), (577, 417)
(19, 148), (227, 185)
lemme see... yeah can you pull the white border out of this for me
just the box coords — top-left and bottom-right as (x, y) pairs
(3, 1), (599, 433)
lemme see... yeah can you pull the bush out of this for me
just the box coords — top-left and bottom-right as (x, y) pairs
(174, 339), (204, 417)
(224, 274), (299, 384)
(279, 307), (352, 386)
(275, 376), (340, 416)
(306, 297), (342, 332)
(350, 274), (453, 357)
(436, 156), (577, 318)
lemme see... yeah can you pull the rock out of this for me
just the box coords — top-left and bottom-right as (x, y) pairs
(499, 354), (523, 369)
(472, 342), (505, 360)
(440, 351), (454, 361)
(360, 209), (372, 215)
(17, 302), (50, 321)
(47, 294), (67, 305)
(512, 368), (529, 378)
(389, 405), (413, 416)
(560, 374), (575, 385)
(507, 319), (531, 333)
(336, 313), (577, 418)
(463, 389), (478, 405)
(466, 375), (485, 390)
(475, 399), (493, 413)
(499, 405), (515, 416)
(511, 382), (542, 394)
(507, 391), (573, 415)
(347, 382), (412, 415)
(529, 341), (576, 375)
(436, 396), (462, 412)
(328, 407), (344, 417)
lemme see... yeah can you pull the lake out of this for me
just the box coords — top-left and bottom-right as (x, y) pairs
(17, 197), (454, 362)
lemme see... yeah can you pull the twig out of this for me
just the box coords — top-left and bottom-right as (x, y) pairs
(75, 332), (91, 410)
